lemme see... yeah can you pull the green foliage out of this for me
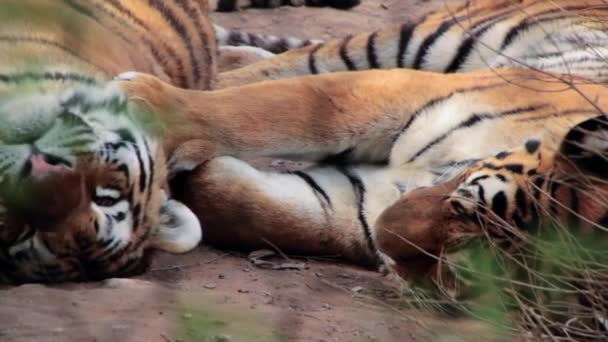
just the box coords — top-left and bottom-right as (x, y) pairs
(403, 220), (608, 339)
(176, 297), (279, 342)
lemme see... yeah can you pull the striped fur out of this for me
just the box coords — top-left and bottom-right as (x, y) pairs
(162, 68), (607, 268)
(0, 0), (238, 283)
(209, 0), (360, 12)
(0, 0), (359, 284)
(218, 0), (608, 87)
(214, 24), (322, 54)
(374, 116), (608, 338)
(4, 0), (608, 289)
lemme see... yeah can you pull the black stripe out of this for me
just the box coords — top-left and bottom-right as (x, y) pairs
(398, 83), (505, 137)
(548, 178), (561, 216)
(336, 167), (377, 255)
(599, 211), (608, 228)
(144, 140), (155, 204)
(366, 31), (380, 69)
(103, 0), (187, 86)
(407, 105), (543, 162)
(132, 204), (142, 230)
(62, 0), (97, 20)
(321, 147), (354, 164)
(308, 43), (323, 74)
(470, 175), (490, 185)
(70, 0), (154, 75)
(500, 6), (599, 50)
(0, 72), (97, 85)
(444, 29), (481, 73)
(477, 184), (486, 209)
(412, 19), (454, 69)
(503, 164), (523, 174)
(217, 0), (238, 11)
(411, 0), (506, 70)
(514, 187), (528, 218)
(339, 35), (357, 70)
(495, 151), (512, 160)
(444, 3), (526, 73)
(397, 21), (419, 68)
(481, 162), (525, 175)
(532, 177), (545, 201)
(149, 0), (199, 87)
(291, 171), (332, 209)
(175, 0), (214, 89)
(131, 144), (148, 193)
(491, 191), (508, 219)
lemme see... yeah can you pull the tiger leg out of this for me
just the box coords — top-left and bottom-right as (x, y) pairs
(214, 24), (322, 54)
(172, 156), (421, 264)
(116, 69), (437, 175)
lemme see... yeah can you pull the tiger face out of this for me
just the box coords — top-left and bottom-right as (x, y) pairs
(374, 116), (608, 282)
(0, 83), (201, 284)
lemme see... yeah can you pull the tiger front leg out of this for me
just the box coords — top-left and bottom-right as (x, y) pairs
(115, 70), (422, 177)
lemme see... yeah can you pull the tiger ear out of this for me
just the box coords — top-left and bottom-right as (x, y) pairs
(557, 115), (608, 178)
(151, 195), (202, 253)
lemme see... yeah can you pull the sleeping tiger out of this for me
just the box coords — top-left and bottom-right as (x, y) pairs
(218, 0), (608, 86)
(2, 0), (608, 293)
(0, 0), (357, 284)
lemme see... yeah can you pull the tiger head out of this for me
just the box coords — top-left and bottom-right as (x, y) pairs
(0, 82), (201, 284)
(375, 116), (608, 283)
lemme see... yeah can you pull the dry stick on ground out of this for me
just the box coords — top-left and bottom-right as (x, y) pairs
(261, 237), (293, 262)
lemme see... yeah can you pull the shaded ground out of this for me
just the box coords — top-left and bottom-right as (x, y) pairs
(0, 1), (494, 341)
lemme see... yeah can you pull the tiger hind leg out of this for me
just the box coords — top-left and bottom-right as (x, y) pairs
(172, 156), (426, 265)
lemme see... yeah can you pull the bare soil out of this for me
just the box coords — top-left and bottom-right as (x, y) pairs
(0, 1), (493, 341)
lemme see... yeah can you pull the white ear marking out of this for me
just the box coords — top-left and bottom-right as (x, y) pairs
(151, 193), (202, 253)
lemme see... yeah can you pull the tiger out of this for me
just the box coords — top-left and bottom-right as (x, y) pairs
(163, 67), (607, 268)
(373, 116), (608, 338)
(3, 0), (608, 294)
(217, 0), (608, 87)
(0, 0), (358, 284)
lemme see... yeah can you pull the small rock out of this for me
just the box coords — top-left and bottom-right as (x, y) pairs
(210, 335), (231, 342)
(204, 283), (217, 289)
(182, 313), (193, 319)
(351, 286), (364, 293)
(237, 288), (250, 294)
(322, 303), (331, 310)
(218, 274), (226, 279)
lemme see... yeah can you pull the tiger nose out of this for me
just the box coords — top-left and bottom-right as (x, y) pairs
(29, 154), (68, 178)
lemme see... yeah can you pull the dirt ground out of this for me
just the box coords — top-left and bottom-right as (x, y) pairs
(0, 1), (495, 341)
